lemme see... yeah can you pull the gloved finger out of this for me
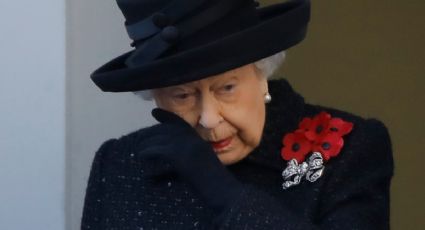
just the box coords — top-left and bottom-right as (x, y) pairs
(137, 145), (175, 178)
(142, 159), (174, 179)
(141, 124), (185, 139)
(141, 158), (174, 179)
(137, 134), (172, 149)
(137, 145), (172, 161)
(151, 108), (191, 128)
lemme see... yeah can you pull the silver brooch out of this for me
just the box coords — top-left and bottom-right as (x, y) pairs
(282, 152), (325, 190)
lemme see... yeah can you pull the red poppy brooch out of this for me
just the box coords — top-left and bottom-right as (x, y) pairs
(281, 111), (354, 189)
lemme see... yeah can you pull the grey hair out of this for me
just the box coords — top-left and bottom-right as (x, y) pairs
(133, 50), (286, 100)
(253, 50), (286, 79)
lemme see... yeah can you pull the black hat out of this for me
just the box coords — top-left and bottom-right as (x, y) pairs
(91, 0), (310, 92)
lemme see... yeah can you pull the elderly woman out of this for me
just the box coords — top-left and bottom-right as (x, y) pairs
(81, 0), (393, 229)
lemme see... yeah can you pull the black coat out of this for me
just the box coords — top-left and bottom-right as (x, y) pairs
(81, 79), (394, 230)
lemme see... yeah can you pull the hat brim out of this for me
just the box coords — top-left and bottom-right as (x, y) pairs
(91, 0), (310, 92)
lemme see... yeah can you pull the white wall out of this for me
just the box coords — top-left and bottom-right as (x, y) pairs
(66, 0), (155, 229)
(0, 1), (66, 229)
(0, 1), (155, 229)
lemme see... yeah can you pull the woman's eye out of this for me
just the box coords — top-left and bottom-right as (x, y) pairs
(173, 93), (190, 100)
(222, 84), (235, 92)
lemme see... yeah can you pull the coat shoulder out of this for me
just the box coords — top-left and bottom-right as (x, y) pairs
(305, 103), (392, 146)
(303, 103), (394, 182)
(92, 126), (155, 163)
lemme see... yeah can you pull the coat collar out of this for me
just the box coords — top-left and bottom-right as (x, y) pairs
(243, 78), (306, 170)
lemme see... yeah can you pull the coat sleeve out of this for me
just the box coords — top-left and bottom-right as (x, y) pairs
(80, 139), (117, 230)
(216, 119), (394, 230)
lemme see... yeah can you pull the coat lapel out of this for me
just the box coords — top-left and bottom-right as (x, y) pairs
(246, 79), (306, 171)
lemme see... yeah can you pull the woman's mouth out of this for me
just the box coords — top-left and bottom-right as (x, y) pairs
(210, 136), (233, 152)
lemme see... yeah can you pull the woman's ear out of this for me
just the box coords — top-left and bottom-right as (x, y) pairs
(261, 78), (269, 95)
(250, 63), (269, 95)
(256, 70), (269, 96)
(151, 89), (164, 108)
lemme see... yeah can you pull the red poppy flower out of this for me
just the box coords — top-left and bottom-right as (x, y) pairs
(301, 112), (331, 141)
(312, 132), (344, 161)
(328, 118), (354, 136)
(298, 117), (313, 131)
(281, 111), (354, 164)
(281, 131), (312, 162)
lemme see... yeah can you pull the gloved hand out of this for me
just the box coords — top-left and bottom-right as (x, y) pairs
(137, 108), (244, 217)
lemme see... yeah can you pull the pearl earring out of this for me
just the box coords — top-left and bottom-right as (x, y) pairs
(264, 92), (272, 103)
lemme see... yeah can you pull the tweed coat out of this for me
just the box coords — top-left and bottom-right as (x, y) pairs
(81, 79), (394, 230)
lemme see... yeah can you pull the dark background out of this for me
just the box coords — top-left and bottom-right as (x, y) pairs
(262, 0), (425, 229)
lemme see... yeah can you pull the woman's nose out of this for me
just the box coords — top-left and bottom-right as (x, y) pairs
(198, 98), (223, 129)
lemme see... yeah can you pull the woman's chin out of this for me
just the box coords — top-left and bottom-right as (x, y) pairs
(216, 146), (251, 165)
(213, 135), (258, 165)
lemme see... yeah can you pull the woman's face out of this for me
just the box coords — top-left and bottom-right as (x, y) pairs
(152, 64), (268, 165)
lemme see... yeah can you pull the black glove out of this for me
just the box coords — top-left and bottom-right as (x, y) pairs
(137, 108), (244, 218)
